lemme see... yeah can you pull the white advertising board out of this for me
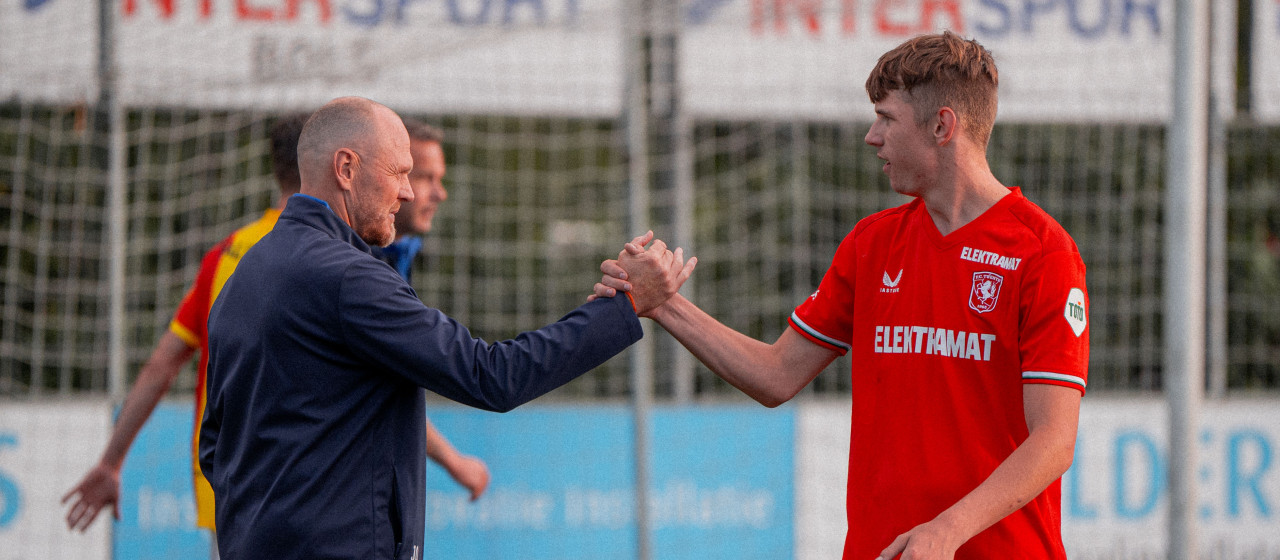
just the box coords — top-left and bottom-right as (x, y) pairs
(0, 1), (97, 103)
(1065, 397), (1280, 558)
(3, 1), (1238, 122)
(0, 400), (111, 560)
(796, 404), (851, 560)
(682, 0), (1235, 122)
(1, 0), (622, 116)
(795, 397), (1280, 560)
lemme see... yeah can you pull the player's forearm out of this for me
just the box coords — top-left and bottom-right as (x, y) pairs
(99, 363), (178, 468)
(98, 333), (193, 469)
(424, 419), (460, 465)
(928, 419), (1076, 546)
(649, 294), (804, 407)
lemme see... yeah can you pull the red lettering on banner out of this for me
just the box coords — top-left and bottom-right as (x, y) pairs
(238, 0), (273, 20)
(751, 0), (821, 35)
(922, 0), (963, 33)
(123, 0), (177, 18)
(875, 0), (963, 36)
(874, 0), (913, 35)
(842, 0), (858, 34)
(751, 0), (861, 36)
(285, 0), (331, 22)
(122, 0), (330, 22)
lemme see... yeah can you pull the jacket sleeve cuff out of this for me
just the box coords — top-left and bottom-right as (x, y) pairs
(600, 292), (643, 344)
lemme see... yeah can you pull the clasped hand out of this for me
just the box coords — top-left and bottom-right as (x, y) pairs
(588, 231), (696, 317)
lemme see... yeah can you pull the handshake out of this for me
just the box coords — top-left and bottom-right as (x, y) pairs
(588, 231), (697, 318)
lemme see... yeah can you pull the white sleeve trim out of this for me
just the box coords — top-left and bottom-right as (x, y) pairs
(789, 312), (852, 352)
(1022, 370), (1087, 390)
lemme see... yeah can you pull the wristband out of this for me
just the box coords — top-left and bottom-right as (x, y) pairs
(624, 292), (638, 314)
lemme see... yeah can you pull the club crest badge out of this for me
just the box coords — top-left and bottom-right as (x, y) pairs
(968, 271), (1003, 313)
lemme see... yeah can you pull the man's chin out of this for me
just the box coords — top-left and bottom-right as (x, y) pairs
(363, 226), (396, 247)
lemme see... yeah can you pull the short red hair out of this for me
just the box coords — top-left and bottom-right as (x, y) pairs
(866, 31), (999, 147)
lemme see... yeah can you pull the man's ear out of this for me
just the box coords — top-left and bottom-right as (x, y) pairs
(334, 148), (358, 192)
(934, 106), (957, 146)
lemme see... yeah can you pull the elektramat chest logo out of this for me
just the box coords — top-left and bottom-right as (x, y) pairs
(969, 271), (1004, 313)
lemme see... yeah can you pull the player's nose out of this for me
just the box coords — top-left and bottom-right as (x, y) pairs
(864, 125), (882, 147)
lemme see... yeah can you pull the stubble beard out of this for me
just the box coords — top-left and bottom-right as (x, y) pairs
(358, 205), (396, 247)
(366, 221), (395, 247)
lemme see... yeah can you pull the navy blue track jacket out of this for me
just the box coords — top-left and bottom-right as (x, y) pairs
(201, 195), (642, 559)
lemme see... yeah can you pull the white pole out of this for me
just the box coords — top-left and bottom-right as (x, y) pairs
(99, 0), (127, 404)
(1204, 0), (1235, 400)
(1166, 0), (1209, 558)
(625, 1), (653, 558)
(660, 0), (696, 405)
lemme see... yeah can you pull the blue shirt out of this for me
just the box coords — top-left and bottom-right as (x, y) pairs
(202, 195), (641, 560)
(371, 235), (423, 282)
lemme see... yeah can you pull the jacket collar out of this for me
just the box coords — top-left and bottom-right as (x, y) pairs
(281, 193), (373, 255)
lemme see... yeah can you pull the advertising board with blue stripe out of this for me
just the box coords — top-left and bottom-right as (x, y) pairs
(115, 402), (211, 560)
(421, 404), (795, 559)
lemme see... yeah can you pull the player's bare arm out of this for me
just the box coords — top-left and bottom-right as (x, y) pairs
(876, 383), (1081, 560)
(656, 296), (838, 407)
(424, 418), (490, 501)
(62, 331), (195, 531)
(597, 251), (839, 407)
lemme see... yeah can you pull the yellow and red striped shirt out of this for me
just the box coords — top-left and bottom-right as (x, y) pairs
(168, 208), (280, 529)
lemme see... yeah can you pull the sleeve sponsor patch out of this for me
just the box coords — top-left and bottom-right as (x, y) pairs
(1064, 287), (1087, 337)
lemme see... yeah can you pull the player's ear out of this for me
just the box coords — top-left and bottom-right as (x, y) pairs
(334, 148), (358, 192)
(934, 106), (957, 146)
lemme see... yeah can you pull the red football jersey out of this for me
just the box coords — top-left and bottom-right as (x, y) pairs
(790, 188), (1089, 559)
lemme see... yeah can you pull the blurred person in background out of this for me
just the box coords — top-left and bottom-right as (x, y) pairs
(61, 114), (309, 541)
(371, 118), (446, 283)
(597, 31), (1089, 560)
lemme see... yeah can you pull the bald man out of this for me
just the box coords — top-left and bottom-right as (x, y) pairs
(200, 97), (694, 560)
